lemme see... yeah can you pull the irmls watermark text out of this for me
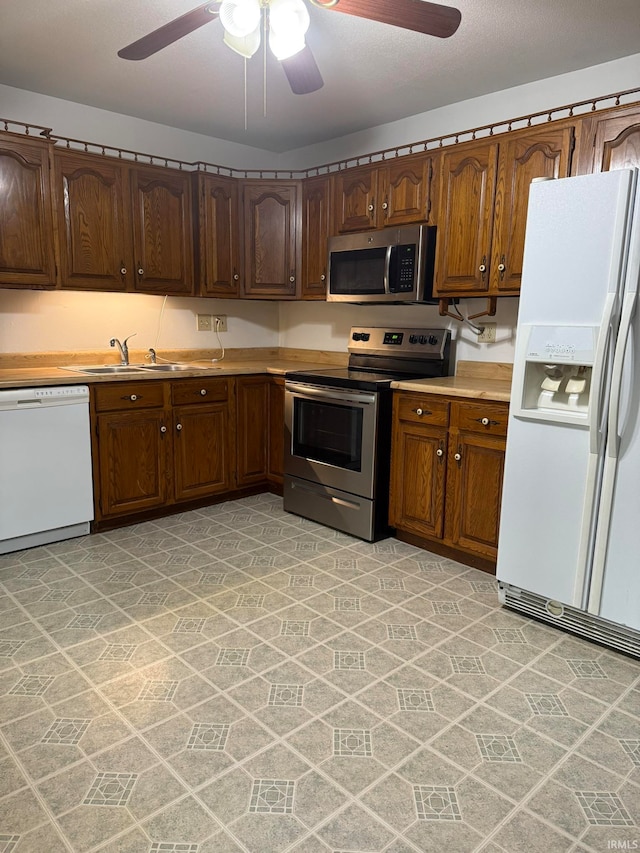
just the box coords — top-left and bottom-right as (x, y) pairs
(607, 841), (639, 850)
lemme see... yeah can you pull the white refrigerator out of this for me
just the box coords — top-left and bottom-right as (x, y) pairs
(497, 168), (640, 657)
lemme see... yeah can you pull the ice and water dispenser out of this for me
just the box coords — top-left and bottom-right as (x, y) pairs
(513, 325), (597, 423)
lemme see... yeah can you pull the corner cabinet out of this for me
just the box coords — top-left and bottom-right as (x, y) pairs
(390, 392), (508, 571)
(434, 123), (575, 297)
(331, 152), (437, 233)
(242, 180), (301, 298)
(196, 172), (242, 297)
(0, 135), (57, 288)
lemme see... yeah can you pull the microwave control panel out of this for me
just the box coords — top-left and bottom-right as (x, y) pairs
(390, 245), (416, 292)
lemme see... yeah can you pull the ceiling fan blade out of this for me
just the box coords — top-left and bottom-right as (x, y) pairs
(314, 0), (461, 39)
(118, 2), (220, 60)
(281, 45), (324, 95)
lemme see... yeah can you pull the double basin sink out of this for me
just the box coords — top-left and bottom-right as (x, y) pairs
(60, 363), (209, 376)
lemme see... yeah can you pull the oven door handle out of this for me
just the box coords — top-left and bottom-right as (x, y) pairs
(285, 382), (377, 406)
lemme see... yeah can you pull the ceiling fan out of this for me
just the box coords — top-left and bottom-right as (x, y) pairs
(118, 0), (461, 96)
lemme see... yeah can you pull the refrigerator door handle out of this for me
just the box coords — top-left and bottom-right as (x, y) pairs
(587, 288), (637, 615)
(572, 291), (617, 607)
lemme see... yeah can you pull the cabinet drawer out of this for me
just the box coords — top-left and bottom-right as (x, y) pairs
(453, 402), (508, 436)
(171, 377), (229, 405)
(94, 381), (165, 412)
(395, 393), (449, 426)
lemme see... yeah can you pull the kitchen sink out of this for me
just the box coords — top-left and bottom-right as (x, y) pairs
(59, 365), (147, 375)
(139, 363), (205, 372)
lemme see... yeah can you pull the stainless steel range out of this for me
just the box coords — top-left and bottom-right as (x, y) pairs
(283, 326), (452, 541)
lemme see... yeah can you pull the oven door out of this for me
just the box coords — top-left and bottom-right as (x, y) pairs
(284, 381), (378, 498)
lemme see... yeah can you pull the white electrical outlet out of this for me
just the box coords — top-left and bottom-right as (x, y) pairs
(478, 322), (497, 343)
(197, 313), (213, 332)
(213, 315), (228, 332)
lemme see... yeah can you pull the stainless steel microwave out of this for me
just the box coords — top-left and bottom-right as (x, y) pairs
(327, 224), (437, 304)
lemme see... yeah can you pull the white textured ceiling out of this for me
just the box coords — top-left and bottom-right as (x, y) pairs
(1, 0), (639, 153)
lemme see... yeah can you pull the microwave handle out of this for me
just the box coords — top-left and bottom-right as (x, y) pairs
(383, 244), (393, 294)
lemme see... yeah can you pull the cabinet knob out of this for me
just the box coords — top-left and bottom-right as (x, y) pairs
(160, 425), (167, 434)
(176, 423), (182, 431)
(320, 274), (326, 281)
(120, 263), (127, 275)
(497, 263), (506, 272)
(233, 273), (239, 281)
(381, 201), (388, 211)
(413, 408), (432, 417)
(289, 275), (295, 283)
(368, 203), (374, 212)
(478, 264), (486, 273)
(474, 416), (500, 427)
(454, 452), (461, 461)
(129, 394), (138, 402)
(481, 417), (490, 426)
(498, 254), (506, 278)
(137, 267), (144, 276)
(436, 448), (444, 458)
(200, 389), (207, 396)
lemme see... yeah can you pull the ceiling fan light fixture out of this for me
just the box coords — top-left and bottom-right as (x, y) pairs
(268, 0), (310, 58)
(219, 0), (261, 38)
(268, 28), (306, 60)
(223, 25), (261, 57)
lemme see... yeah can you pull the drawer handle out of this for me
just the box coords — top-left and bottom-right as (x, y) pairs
(474, 416), (500, 427)
(200, 389), (207, 396)
(122, 394), (142, 402)
(413, 408), (432, 417)
(176, 423), (182, 432)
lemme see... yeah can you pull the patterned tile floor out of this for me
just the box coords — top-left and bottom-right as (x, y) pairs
(0, 493), (638, 853)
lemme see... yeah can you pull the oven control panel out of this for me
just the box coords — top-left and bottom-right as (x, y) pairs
(349, 327), (449, 358)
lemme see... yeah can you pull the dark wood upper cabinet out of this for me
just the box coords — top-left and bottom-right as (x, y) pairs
(331, 153), (437, 234)
(0, 135), (57, 288)
(130, 165), (194, 295)
(54, 149), (132, 291)
(435, 140), (499, 295)
(301, 175), (330, 300)
(242, 180), (301, 298)
(196, 172), (242, 298)
(434, 124), (574, 297)
(577, 104), (640, 174)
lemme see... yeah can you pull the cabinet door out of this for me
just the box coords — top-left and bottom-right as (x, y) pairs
(491, 125), (574, 293)
(446, 431), (505, 561)
(380, 154), (436, 227)
(236, 375), (269, 486)
(173, 403), (231, 501)
(590, 108), (640, 172)
(331, 165), (379, 232)
(268, 377), (285, 486)
(434, 141), (499, 295)
(197, 173), (241, 297)
(131, 165), (194, 294)
(55, 150), (132, 291)
(301, 175), (330, 299)
(389, 419), (448, 539)
(96, 409), (170, 518)
(242, 181), (300, 298)
(0, 136), (57, 288)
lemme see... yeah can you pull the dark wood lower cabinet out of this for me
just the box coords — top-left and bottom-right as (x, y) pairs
(390, 392), (508, 571)
(91, 373), (286, 527)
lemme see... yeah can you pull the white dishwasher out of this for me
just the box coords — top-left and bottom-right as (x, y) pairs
(0, 385), (94, 554)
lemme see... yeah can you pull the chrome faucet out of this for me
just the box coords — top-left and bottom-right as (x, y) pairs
(147, 347), (157, 364)
(110, 333), (136, 365)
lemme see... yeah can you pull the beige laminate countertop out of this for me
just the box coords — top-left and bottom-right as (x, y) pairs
(391, 360), (513, 403)
(0, 349), (347, 390)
